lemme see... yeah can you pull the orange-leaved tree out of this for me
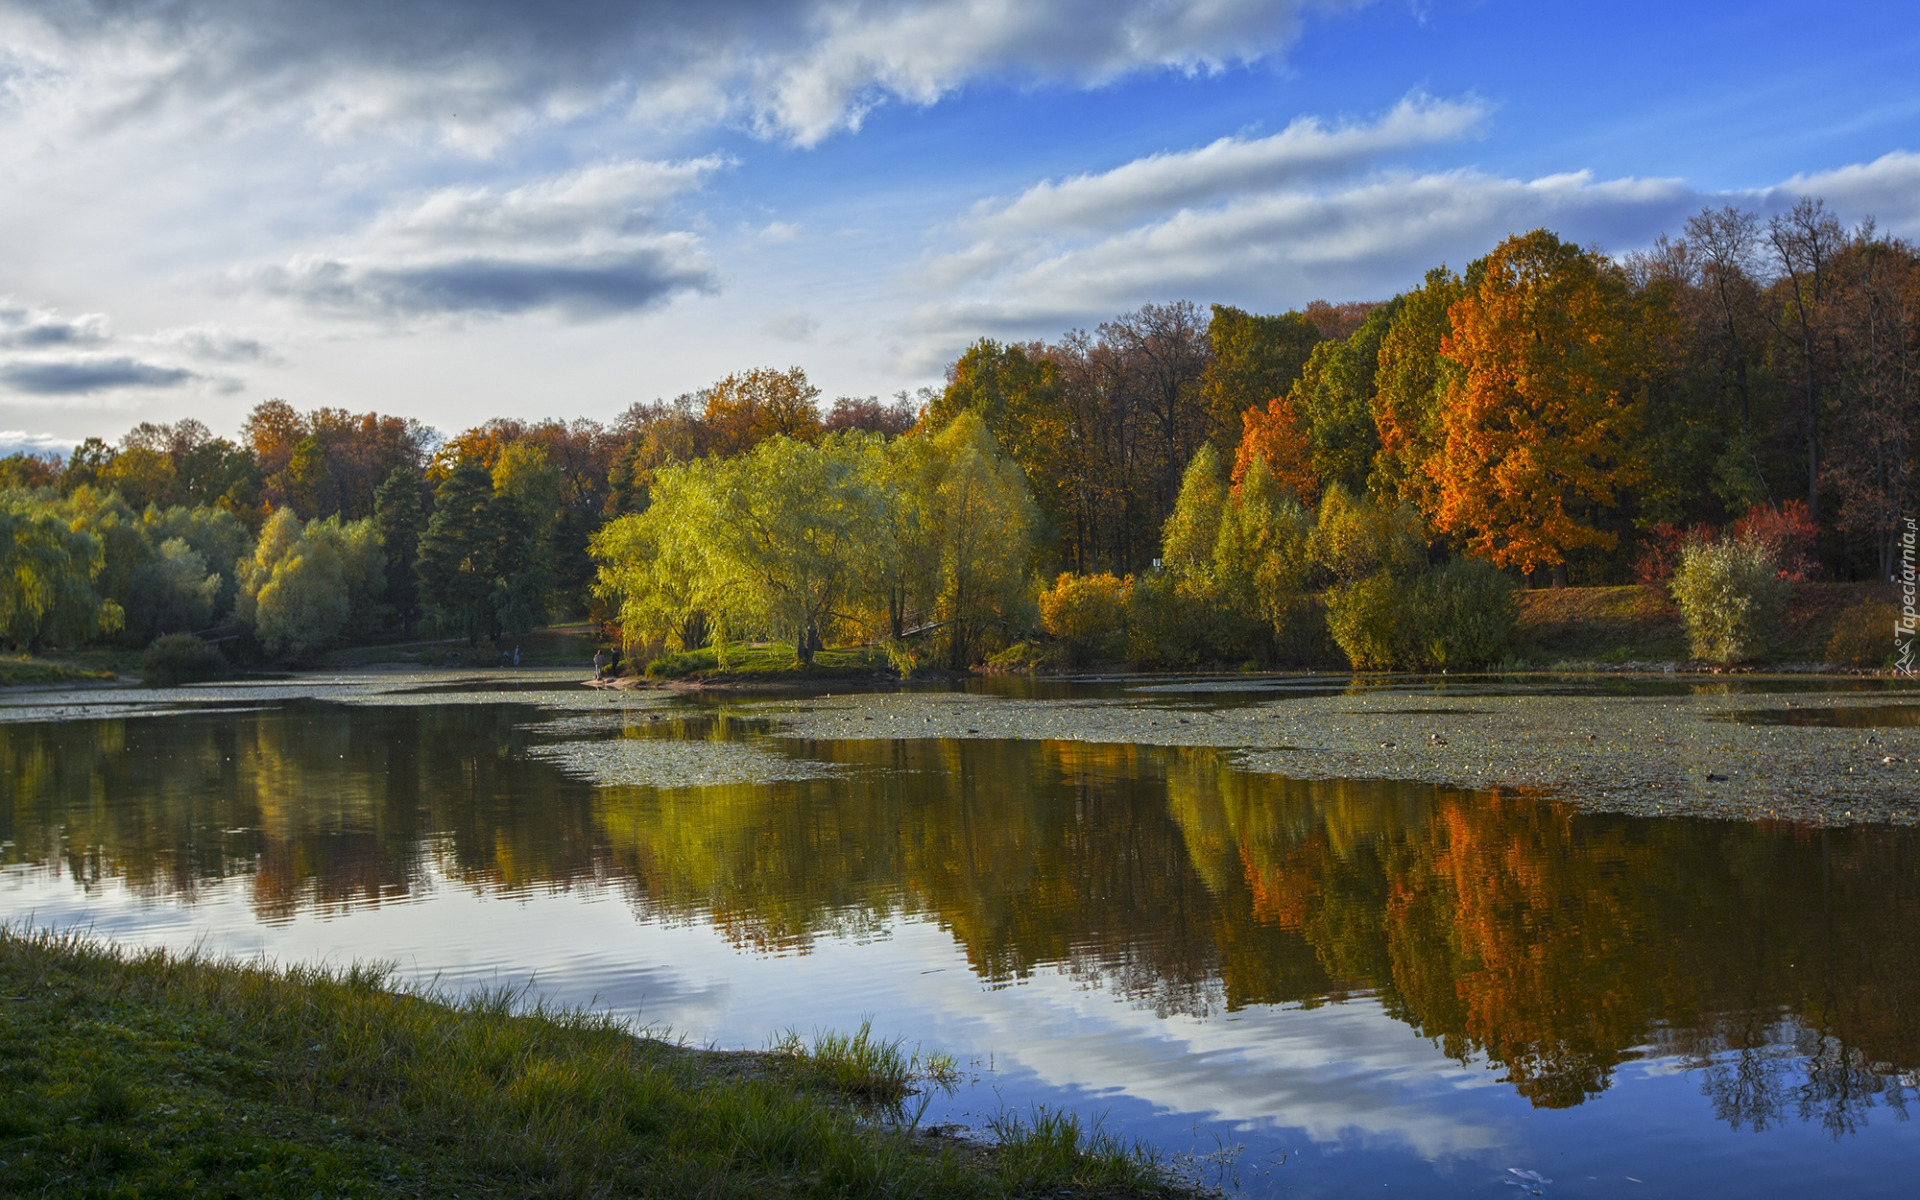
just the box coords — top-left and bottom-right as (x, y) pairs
(1232, 393), (1317, 502)
(1432, 230), (1652, 578)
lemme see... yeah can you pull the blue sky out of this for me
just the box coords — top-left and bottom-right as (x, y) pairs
(0, 0), (1916, 453)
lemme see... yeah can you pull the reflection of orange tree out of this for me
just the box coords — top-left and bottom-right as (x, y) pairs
(1177, 752), (1920, 1113)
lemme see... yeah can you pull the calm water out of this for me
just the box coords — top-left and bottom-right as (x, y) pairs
(3, 678), (1917, 1197)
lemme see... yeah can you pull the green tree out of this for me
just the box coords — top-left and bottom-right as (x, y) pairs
(374, 467), (427, 636)
(929, 413), (1039, 669)
(0, 493), (120, 649)
(236, 510), (386, 661)
(1368, 267), (1465, 515)
(415, 460), (501, 644)
(1202, 305), (1324, 450)
(1294, 302), (1397, 497)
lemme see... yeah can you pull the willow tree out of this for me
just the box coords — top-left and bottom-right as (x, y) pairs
(0, 494), (120, 649)
(928, 412), (1038, 669)
(593, 434), (890, 665)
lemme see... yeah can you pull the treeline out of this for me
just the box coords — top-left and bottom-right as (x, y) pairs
(945, 200), (1915, 585)
(2, 198), (1912, 669)
(0, 372), (916, 662)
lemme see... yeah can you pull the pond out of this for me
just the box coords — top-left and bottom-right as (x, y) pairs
(2, 672), (1917, 1197)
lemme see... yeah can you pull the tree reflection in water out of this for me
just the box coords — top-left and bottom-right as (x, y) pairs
(3, 701), (1915, 1135)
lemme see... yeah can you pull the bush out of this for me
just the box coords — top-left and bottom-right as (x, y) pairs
(1325, 572), (1401, 669)
(1037, 572), (1131, 664)
(1124, 572), (1204, 666)
(1670, 537), (1788, 663)
(1326, 558), (1518, 671)
(141, 633), (226, 687)
(1405, 557), (1519, 668)
(1826, 600), (1898, 667)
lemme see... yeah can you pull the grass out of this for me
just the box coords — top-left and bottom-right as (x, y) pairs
(0, 928), (1186, 1199)
(1512, 585), (1690, 665)
(1509, 581), (1898, 667)
(769, 1020), (960, 1107)
(644, 643), (895, 681)
(0, 653), (116, 687)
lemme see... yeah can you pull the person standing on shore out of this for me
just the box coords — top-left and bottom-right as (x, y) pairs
(593, 649), (606, 679)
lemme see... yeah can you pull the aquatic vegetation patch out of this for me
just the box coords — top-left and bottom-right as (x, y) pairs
(530, 732), (844, 789)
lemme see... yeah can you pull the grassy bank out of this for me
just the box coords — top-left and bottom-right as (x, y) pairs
(1513, 581), (1896, 666)
(0, 929), (1180, 1199)
(0, 653), (118, 688)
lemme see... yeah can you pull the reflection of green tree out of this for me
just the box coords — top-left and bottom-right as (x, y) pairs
(6, 709), (1917, 1127)
(0, 704), (603, 920)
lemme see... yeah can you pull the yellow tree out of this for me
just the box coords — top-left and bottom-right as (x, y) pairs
(1432, 231), (1652, 580)
(1369, 267), (1464, 516)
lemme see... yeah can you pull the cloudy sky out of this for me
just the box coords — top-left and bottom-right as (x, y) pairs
(1, 0), (1916, 453)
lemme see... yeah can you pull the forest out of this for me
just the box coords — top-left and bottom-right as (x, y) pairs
(1, 199), (1913, 673)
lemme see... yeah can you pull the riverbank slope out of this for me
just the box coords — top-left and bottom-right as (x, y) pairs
(0, 929), (1182, 1199)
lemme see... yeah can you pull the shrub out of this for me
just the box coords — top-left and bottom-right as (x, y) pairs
(1631, 521), (1714, 585)
(141, 632), (226, 687)
(1670, 537), (1788, 663)
(1826, 600), (1898, 667)
(1124, 572), (1202, 666)
(1405, 557), (1519, 668)
(1037, 572), (1131, 664)
(1325, 572), (1401, 669)
(1731, 501), (1819, 581)
(1325, 558), (1517, 671)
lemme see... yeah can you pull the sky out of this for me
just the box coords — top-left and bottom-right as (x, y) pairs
(0, 0), (1917, 454)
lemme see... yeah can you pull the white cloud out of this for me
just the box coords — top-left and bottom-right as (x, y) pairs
(243, 158), (725, 320)
(756, 0), (1361, 144)
(967, 93), (1487, 237)
(0, 429), (76, 458)
(1758, 149), (1920, 239)
(898, 108), (1920, 370)
(0, 1), (1353, 149)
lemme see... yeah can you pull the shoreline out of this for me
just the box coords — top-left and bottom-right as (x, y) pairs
(0, 928), (1185, 1199)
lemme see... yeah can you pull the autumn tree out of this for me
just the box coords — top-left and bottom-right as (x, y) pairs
(1202, 304), (1322, 449)
(1368, 267), (1465, 515)
(701, 367), (824, 457)
(1432, 231), (1653, 581)
(1766, 198), (1848, 524)
(1822, 228), (1919, 577)
(1231, 392), (1317, 502)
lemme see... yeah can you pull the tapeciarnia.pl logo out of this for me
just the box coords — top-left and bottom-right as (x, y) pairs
(1898, 516), (1916, 676)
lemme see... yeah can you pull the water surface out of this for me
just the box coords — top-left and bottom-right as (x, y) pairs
(2, 677), (1916, 1197)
